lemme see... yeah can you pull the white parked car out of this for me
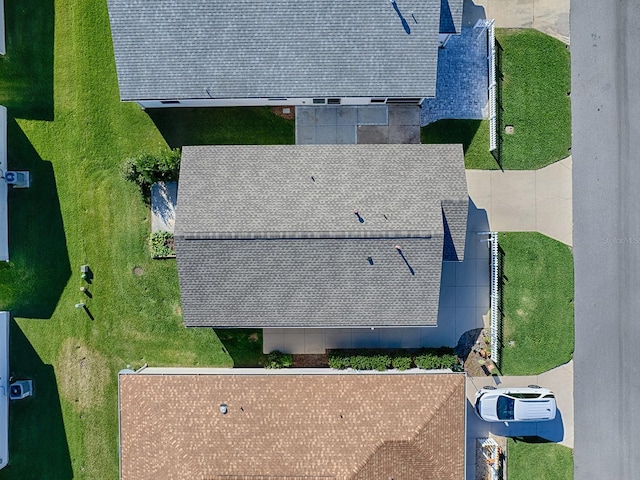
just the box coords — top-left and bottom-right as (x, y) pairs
(474, 385), (557, 423)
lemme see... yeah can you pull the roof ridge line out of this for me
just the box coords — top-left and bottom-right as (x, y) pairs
(176, 230), (443, 241)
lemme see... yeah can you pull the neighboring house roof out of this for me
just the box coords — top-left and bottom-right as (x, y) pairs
(175, 145), (468, 328)
(106, 0), (442, 101)
(118, 370), (466, 480)
(440, 0), (464, 34)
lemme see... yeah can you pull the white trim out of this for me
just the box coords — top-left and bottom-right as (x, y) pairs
(0, 106), (8, 262)
(0, 0), (5, 55)
(0, 311), (9, 470)
(125, 367), (458, 376)
(136, 96), (426, 109)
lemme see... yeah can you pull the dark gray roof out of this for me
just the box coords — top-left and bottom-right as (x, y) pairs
(107, 0), (442, 101)
(440, 0), (464, 34)
(175, 145), (467, 328)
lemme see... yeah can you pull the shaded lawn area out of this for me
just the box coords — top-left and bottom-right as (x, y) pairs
(499, 233), (574, 376)
(421, 29), (571, 170)
(508, 439), (573, 480)
(420, 119), (496, 169)
(0, 0), (285, 478)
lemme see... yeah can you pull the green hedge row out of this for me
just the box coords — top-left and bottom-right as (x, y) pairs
(264, 350), (294, 369)
(328, 348), (461, 372)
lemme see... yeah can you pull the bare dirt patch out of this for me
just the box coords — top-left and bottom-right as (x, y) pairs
(457, 328), (498, 377)
(248, 332), (259, 342)
(271, 106), (295, 120)
(57, 339), (110, 412)
(133, 267), (144, 276)
(173, 303), (182, 316)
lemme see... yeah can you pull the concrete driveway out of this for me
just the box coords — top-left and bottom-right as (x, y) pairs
(465, 361), (574, 478)
(475, 0), (570, 44)
(466, 157), (573, 246)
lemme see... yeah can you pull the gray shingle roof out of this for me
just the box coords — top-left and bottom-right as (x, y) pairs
(440, 0), (464, 34)
(175, 145), (467, 328)
(107, 0), (442, 101)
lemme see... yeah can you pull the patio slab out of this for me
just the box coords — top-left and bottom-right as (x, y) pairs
(151, 181), (178, 233)
(296, 105), (419, 145)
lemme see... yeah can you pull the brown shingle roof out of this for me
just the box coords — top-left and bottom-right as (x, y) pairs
(119, 372), (466, 480)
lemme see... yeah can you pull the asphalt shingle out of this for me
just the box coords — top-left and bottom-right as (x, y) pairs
(106, 0), (442, 101)
(175, 145), (468, 328)
(118, 372), (466, 480)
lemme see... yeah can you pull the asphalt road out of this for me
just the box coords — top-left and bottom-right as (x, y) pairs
(572, 1), (640, 479)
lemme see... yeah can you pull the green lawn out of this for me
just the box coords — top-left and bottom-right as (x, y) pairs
(0, 1), (289, 478)
(421, 28), (571, 170)
(508, 439), (573, 480)
(499, 233), (574, 375)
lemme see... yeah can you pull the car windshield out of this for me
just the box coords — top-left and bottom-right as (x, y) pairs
(497, 395), (515, 420)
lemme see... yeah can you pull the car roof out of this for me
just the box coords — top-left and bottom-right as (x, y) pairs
(514, 398), (557, 421)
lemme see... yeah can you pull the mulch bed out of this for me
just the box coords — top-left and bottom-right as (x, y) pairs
(292, 354), (328, 368)
(271, 106), (295, 120)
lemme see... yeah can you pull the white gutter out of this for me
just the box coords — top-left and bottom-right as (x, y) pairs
(0, 311), (10, 469)
(0, 106), (7, 261)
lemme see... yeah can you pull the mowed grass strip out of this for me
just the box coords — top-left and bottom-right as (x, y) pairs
(500, 233), (574, 376)
(508, 439), (573, 480)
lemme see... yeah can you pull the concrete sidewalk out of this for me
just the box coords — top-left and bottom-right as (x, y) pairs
(475, 0), (570, 44)
(466, 360), (574, 454)
(466, 157), (572, 246)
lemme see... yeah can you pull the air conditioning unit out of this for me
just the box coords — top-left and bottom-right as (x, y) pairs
(4, 171), (17, 184)
(4, 170), (30, 188)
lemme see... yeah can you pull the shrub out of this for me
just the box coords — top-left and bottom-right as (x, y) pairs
(328, 354), (350, 370)
(414, 347), (458, 370)
(149, 231), (175, 258)
(264, 350), (293, 369)
(122, 148), (181, 188)
(392, 355), (412, 371)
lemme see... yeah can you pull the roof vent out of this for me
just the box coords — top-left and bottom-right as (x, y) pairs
(220, 403), (228, 414)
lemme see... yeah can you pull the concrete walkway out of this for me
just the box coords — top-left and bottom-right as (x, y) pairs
(466, 156), (572, 246)
(466, 361), (574, 451)
(476, 0), (570, 44)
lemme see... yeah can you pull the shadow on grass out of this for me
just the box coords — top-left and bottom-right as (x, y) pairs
(214, 329), (264, 367)
(4, 319), (73, 479)
(0, 118), (71, 318)
(0, 0), (54, 120)
(421, 119), (500, 170)
(146, 107), (294, 149)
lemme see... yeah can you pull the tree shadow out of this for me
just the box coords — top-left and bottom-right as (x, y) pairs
(0, 0), (54, 120)
(0, 118), (70, 317)
(214, 328), (264, 367)
(145, 107), (294, 149)
(4, 319), (73, 479)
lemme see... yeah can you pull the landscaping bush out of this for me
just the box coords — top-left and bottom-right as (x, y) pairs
(327, 348), (458, 371)
(122, 148), (181, 188)
(149, 231), (176, 258)
(414, 348), (458, 370)
(392, 355), (412, 371)
(264, 350), (293, 369)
